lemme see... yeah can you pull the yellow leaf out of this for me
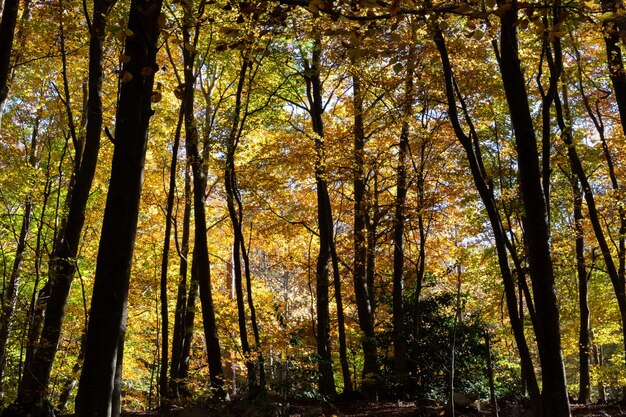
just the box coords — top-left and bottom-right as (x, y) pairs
(601, 11), (615, 20)
(485, 0), (496, 9)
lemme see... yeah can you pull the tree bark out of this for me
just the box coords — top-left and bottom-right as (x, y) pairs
(170, 164), (193, 398)
(391, 36), (415, 381)
(181, 1), (224, 393)
(74, 0), (163, 413)
(17, 0), (116, 408)
(224, 57), (260, 396)
(571, 176), (590, 404)
(0, 0), (18, 128)
(431, 22), (541, 410)
(158, 104), (184, 405)
(497, 2), (570, 415)
(0, 116), (40, 402)
(330, 243), (352, 393)
(351, 69), (378, 387)
(600, 0), (626, 136)
(304, 33), (336, 397)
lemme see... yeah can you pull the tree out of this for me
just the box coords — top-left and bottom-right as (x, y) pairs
(0, 0), (18, 128)
(497, 1), (570, 414)
(74, 0), (163, 413)
(303, 31), (336, 397)
(351, 62), (378, 385)
(14, 0), (116, 411)
(180, 0), (224, 395)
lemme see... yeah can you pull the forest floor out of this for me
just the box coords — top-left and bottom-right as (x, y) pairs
(121, 399), (626, 417)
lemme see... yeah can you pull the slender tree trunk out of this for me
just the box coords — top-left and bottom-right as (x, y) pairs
(182, 2), (224, 392)
(391, 37), (416, 381)
(57, 330), (87, 411)
(485, 331), (499, 417)
(330, 243), (352, 393)
(17, 0), (116, 409)
(170, 164), (192, 398)
(74, 0), (163, 413)
(0, 0), (18, 128)
(572, 37), (626, 401)
(571, 176), (590, 404)
(158, 105), (184, 405)
(304, 33), (336, 397)
(351, 69), (378, 386)
(223, 60), (266, 389)
(0, 117), (40, 402)
(224, 58), (259, 396)
(497, 2), (570, 415)
(22, 135), (54, 392)
(411, 136), (428, 368)
(431, 22), (541, 411)
(366, 187), (378, 320)
(552, 39), (626, 398)
(600, 0), (626, 136)
(241, 231), (265, 392)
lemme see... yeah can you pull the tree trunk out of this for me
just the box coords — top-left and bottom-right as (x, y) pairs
(170, 164), (193, 398)
(391, 37), (415, 382)
(304, 33), (336, 397)
(485, 331), (499, 417)
(431, 22), (541, 410)
(0, 116), (39, 402)
(74, 0), (163, 413)
(351, 69), (378, 387)
(330, 243), (352, 393)
(181, 3), (224, 393)
(497, 3), (570, 415)
(552, 37), (626, 400)
(572, 37), (626, 401)
(366, 184), (379, 320)
(16, 0), (115, 408)
(22, 134), (54, 397)
(224, 57), (260, 396)
(571, 176), (590, 404)
(158, 105), (184, 405)
(0, 0), (18, 128)
(600, 0), (626, 136)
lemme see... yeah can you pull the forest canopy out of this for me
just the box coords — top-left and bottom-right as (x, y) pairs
(0, 0), (625, 415)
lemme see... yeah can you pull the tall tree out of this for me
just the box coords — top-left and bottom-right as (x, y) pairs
(0, 115), (40, 403)
(15, 0), (117, 410)
(169, 163), (194, 399)
(225, 56), (258, 395)
(74, 0), (163, 413)
(181, 0), (224, 394)
(158, 104), (184, 405)
(497, 1), (570, 414)
(351, 65), (378, 385)
(391, 27), (416, 381)
(431, 19), (541, 411)
(0, 0), (18, 128)
(303, 32), (336, 397)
